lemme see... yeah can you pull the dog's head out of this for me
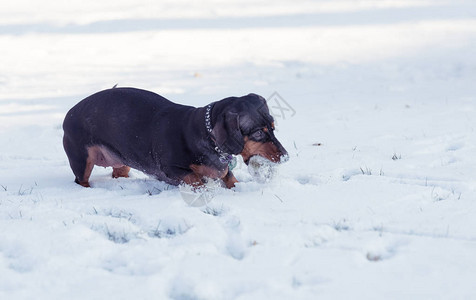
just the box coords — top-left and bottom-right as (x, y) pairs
(212, 93), (288, 165)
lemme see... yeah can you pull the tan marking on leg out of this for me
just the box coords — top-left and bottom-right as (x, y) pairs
(87, 145), (124, 168)
(182, 172), (204, 188)
(112, 166), (131, 178)
(190, 164), (227, 179)
(76, 178), (91, 188)
(83, 145), (127, 186)
(223, 171), (238, 189)
(186, 164), (237, 189)
(79, 156), (95, 187)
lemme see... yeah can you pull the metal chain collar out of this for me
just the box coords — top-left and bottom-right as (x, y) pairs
(205, 103), (236, 168)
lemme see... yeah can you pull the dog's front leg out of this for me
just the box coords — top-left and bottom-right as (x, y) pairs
(182, 172), (205, 188)
(187, 164), (237, 189)
(222, 170), (238, 189)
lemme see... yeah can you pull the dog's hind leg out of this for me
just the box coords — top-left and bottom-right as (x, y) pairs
(63, 136), (94, 187)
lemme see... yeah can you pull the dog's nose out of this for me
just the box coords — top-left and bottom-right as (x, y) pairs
(280, 153), (289, 163)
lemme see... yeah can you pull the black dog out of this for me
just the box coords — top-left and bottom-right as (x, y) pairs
(63, 87), (288, 188)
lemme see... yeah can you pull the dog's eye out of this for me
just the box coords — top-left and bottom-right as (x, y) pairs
(251, 129), (265, 140)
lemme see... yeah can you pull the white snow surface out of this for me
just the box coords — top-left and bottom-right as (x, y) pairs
(1, 0), (476, 299)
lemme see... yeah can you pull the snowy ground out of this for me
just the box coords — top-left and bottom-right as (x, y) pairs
(1, 0), (476, 299)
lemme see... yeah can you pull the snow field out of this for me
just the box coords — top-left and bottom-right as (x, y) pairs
(1, 0), (476, 299)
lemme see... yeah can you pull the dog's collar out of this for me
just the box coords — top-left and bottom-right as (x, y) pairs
(205, 103), (235, 165)
(205, 103), (214, 134)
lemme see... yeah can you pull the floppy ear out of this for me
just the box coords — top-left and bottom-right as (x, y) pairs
(212, 111), (244, 154)
(248, 93), (267, 104)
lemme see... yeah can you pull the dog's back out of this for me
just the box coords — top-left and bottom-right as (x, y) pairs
(63, 88), (197, 186)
